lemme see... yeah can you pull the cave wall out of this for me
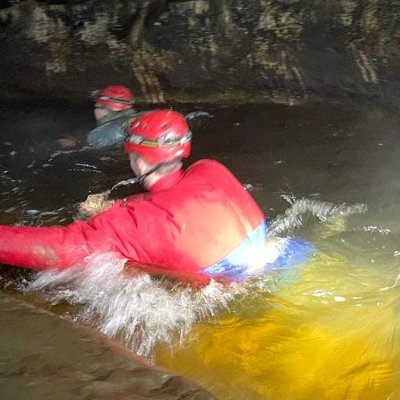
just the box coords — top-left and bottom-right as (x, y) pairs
(1, 0), (400, 105)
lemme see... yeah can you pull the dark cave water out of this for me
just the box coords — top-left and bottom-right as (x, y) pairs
(1, 99), (400, 399)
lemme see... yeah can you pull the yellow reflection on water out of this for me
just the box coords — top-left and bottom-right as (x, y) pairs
(156, 254), (400, 400)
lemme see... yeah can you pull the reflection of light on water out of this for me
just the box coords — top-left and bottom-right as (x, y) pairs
(13, 196), (400, 399)
(361, 225), (391, 235)
(25, 253), (247, 357)
(204, 199), (400, 400)
(155, 252), (400, 400)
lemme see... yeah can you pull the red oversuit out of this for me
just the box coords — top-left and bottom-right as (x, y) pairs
(0, 160), (265, 283)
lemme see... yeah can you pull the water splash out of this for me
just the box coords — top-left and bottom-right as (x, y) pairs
(47, 146), (90, 162)
(185, 111), (212, 120)
(25, 253), (246, 358)
(269, 196), (368, 235)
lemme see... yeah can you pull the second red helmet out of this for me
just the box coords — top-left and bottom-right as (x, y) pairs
(94, 85), (135, 111)
(124, 109), (192, 164)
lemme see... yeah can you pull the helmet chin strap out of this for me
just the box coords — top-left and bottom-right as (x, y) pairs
(107, 163), (165, 195)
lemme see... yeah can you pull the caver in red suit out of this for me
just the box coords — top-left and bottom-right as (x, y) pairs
(0, 110), (269, 285)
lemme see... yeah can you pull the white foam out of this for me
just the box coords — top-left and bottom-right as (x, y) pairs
(25, 253), (246, 358)
(269, 196), (368, 235)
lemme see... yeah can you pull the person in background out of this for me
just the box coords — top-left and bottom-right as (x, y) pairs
(86, 85), (141, 149)
(0, 109), (312, 285)
(0, 86), (141, 195)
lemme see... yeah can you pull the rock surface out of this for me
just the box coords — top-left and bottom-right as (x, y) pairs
(0, 292), (216, 400)
(1, 0), (400, 105)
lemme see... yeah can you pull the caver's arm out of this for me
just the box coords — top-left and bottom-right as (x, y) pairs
(0, 221), (111, 270)
(0, 201), (135, 270)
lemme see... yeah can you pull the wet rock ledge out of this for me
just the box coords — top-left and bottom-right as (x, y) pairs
(1, 0), (400, 105)
(0, 292), (216, 400)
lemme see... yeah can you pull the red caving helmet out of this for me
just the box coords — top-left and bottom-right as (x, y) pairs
(124, 109), (192, 164)
(94, 85), (135, 111)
